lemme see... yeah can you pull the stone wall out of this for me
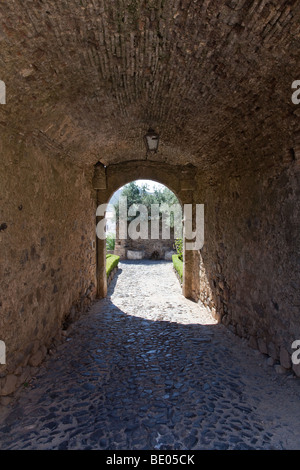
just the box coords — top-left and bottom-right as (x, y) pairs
(196, 152), (300, 373)
(0, 0), (299, 395)
(114, 221), (176, 260)
(0, 130), (97, 396)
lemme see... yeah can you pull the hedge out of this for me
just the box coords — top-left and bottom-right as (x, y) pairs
(172, 254), (183, 282)
(106, 254), (120, 278)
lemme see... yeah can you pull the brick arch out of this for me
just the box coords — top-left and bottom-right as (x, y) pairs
(93, 160), (199, 300)
(103, 160), (195, 205)
(107, 177), (183, 208)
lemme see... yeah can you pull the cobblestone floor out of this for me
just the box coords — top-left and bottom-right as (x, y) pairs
(0, 260), (300, 450)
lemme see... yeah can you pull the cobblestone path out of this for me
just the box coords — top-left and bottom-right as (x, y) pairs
(0, 260), (300, 450)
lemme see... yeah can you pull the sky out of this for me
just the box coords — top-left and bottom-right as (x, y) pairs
(134, 179), (165, 192)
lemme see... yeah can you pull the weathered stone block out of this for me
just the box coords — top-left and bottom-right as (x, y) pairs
(1, 374), (18, 396)
(292, 363), (300, 378)
(280, 346), (292, 370)
(257, 338), (268, 355)
(267, 342), (278, 360)
(17, 366), (31, 387)
(28, 346), (47, 367)
(92, 163), (107, 189)
(127, 250), (144, 260)
(248, 336), (258, 350)
(266, 357), (275, 366)
(274, 364), (287, 375)
(180, 179), (195, 191)
(164, 250), (176, 260)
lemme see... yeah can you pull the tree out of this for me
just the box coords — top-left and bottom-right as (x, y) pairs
(114, 182), (180, 222)
(121, 182), (142, 208)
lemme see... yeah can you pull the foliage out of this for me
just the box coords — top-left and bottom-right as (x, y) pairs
(172, 254), (183, 283)
(114, 181), (180, 227)
(174, 238), (183, 261)
(121, 182), (142, 208)
(106, 232), (115, 250)
(106, 254), (120, 278)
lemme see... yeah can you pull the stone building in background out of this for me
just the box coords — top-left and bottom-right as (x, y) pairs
(114, 220), (177, 261)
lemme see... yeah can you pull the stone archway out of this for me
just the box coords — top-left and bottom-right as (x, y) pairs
(93, 160), (200, 301)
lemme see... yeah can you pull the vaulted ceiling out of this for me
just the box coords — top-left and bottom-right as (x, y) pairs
(0, 0), (299, 171)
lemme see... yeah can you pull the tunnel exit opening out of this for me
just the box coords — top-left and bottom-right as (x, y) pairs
(105, 179), (182, 264)
(93, 160), (200, 302)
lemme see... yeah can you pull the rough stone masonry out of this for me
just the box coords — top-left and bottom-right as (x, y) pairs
(0, 0), (299, 397)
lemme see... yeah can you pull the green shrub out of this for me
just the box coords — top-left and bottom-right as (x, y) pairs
(106, 233), (116, 251)
(174, 238), (183, 261)
(106, 254), (120, 278)
(172, 254), (183, 282)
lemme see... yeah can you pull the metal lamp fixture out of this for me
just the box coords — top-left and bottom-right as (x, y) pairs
(144, 128), (159, 153)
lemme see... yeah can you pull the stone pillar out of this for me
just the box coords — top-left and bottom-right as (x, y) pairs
(180, 175), (200, 301)
(96, 223), (107, 298)
(182, 200), (200, 301)
(93, 163), (108, 298)
(182, 242), (193, 299)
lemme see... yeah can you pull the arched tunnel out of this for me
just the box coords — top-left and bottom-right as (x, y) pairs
(0, 0), (299, 402)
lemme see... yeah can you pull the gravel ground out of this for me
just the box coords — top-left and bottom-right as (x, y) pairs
(0, 260), (300, 450)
